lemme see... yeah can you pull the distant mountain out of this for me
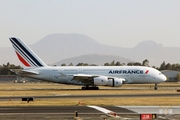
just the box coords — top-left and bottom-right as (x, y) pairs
(30, 33), (125, 64)
(53, 54), (133, 66)
(128, 40), (179, 66)
(1, 33), (180, 67)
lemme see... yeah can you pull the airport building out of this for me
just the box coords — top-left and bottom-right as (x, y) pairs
(161, 70), (180, 82)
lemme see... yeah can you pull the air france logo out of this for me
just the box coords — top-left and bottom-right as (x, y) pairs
(109, 69), (148, 74)
(145, 70), (149, 74)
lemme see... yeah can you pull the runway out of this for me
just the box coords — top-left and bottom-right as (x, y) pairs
(0, 106), (135, 114)
(2, 106), (180, 115)
(0, 93), (179, 101)
(0, 91), (180, 119)
(0, 106), (137, 119)
(1, 106), (180, 120)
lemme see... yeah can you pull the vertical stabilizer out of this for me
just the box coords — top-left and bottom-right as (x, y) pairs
(9, 37), (47, 67)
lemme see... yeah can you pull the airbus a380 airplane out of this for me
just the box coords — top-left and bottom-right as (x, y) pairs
(9, 37), (166, 90)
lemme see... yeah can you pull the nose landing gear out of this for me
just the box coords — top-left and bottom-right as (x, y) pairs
(154, 83), (158, 90)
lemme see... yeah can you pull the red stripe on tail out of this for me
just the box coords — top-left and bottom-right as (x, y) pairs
(15, 52), (31, 67)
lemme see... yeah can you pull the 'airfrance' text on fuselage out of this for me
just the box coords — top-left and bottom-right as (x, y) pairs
(109, 70), (144, 74)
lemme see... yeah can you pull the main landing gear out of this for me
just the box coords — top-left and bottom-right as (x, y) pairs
(154, 83), (158, 90)
(82, 85), (99, 90)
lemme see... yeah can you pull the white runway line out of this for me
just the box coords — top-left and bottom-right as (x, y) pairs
(88, 106), (121, 118)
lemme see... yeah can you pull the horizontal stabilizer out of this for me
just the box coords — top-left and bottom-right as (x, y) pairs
(10, 69), (39, 75)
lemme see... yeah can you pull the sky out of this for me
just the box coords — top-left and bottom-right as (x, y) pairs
(0, 0), (180, 48)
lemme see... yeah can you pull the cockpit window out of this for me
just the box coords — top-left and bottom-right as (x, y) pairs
(159, 73), (162, 75)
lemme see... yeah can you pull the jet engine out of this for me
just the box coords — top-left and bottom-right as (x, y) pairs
(93, 76), (108, 86)
(107, 78), (124, 87)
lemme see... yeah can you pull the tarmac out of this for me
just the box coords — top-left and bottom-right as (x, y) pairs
(0, 106), (180, 120)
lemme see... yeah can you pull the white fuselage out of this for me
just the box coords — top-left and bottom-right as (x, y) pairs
(23, 66), (166, 86)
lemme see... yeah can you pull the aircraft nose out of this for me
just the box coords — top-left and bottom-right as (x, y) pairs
(161, 74), (167, 82)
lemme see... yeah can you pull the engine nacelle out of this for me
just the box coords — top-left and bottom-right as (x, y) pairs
(107, 78), (124, 87)
(94, 76), (108, 86)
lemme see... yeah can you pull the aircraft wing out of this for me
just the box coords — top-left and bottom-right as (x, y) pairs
(71, 74), (99, 84)
(71, 73), (128, 85)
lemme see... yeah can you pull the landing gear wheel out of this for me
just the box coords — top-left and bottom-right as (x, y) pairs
(82, 87), (86, 90)
(154, 84), (158, 90)
(94, 87), (99, 90)
(154, 87), (158, 90)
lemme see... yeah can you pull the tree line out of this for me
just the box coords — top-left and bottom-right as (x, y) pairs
(60, 59), (150, 67)
(0, 62), (22, 75)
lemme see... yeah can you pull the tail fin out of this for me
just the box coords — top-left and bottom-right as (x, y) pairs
(9, 37), (47, 68)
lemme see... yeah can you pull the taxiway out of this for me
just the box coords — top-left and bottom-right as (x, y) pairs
(0, 93), (179, 101)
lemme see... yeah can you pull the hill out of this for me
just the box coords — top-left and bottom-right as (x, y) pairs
(53, 54), (133, 66)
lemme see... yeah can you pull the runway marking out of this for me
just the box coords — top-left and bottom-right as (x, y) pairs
(88, 106), (121, 118)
